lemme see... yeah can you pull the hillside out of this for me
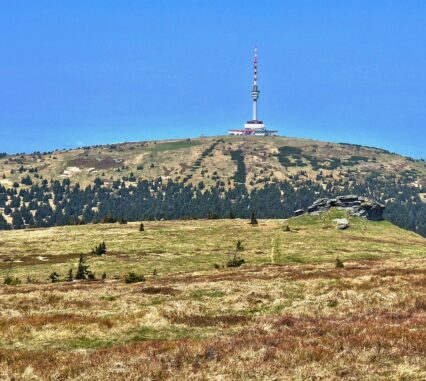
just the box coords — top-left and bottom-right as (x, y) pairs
(1, 136), (425, 189)
(0, 212), (425, 380)
(0, 136), (425, 236)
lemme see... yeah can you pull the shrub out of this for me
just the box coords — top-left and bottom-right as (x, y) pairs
(101, 215), (117, 223)
(119, 218), (127, 224)
(92, 242), (106, 256)
(4, 275), (21, 285)
(227, 255), (245, 268)
(87, 271), (96, 281)
(48, 272), (60, 283)
(124, 272), (146, 284)
(66, 269), (74, 282)
(102, 272), (107, 281)
(335, 257), (344, 268)
(236, 240), (243, 251)
(139, 223), (145, 232)
(250, 213), (258, 225)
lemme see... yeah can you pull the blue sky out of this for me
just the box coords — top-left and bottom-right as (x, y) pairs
(0, 1), (425, 158)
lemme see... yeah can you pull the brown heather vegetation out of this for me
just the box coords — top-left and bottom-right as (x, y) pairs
(0, 211), (425, 380)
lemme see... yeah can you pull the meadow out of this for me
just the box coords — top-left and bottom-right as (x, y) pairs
(0, 211), (425, 380)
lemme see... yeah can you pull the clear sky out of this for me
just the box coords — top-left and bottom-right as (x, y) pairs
(0, 1), (425, 158)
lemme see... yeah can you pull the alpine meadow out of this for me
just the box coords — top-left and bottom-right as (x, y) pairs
(1, 2), (426, 380)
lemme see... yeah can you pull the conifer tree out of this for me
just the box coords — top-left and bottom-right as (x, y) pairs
(76, 254), (89, 280)
(250, 212), (258, 225)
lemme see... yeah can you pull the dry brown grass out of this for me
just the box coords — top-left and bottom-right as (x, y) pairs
(0, 216), (425, 380)
(0, 256), (425, 380)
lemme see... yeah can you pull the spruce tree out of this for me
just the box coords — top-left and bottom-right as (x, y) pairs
(250, 212), (258, 225)
(76, 254), (89, 280)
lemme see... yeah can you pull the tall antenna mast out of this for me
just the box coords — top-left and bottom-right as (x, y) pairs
(251, 46), (260, 121)
(254, 46), (258, 85)
(228, 46), (277, 136)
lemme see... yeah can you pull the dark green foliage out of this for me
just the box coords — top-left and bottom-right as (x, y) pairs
(124, 272), (145, 284)
(236, 240), (243, 251)
(1, 171), (425, 238)
(4, 275), (21, 285)
(101, 215), (117, 223)
(274, 146), (305, 168)
(227, 255), (245, 268)
(76, 254), (90, 280)
(21, 175), (33, 185)
(48, 272), (60, 283)
(335, 257), (344, 268)
(92, 242), (106, 256)
(139, 223), (145, 232)
(230, 150), (246, 184)
(119, 218), (127, 224)
(0, 213), (10, 230)
(207, 212), (219, 220)
(87, 271), (96, 281)
(250, 213), (258, 225)
(66, 269), (74, 282)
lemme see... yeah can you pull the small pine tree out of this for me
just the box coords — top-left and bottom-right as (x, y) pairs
(92, 241), (107, 255)
(48, 272), (60, 283)
(139, 223), (145, 232)
(250, 212), (258, 225)
(236, 240), (243, 251)
(66, 268), (74, 282)
(76, 254), (89, 280)
(124, 272), (146, 284)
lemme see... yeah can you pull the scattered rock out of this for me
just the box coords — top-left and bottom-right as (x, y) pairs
(333, 218), (349, 230)
(294, 195), (385, 221)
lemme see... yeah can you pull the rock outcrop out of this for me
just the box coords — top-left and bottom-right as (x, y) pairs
(294, 195), (385, 221)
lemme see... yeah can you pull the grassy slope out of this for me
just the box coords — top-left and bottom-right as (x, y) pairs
(0, 212), (425, 380)
(1, 136), (425, 189)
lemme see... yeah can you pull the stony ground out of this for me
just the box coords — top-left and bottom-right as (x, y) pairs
(0, 212), (425, 380)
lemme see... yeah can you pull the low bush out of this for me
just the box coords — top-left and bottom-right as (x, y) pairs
(227, 255), (245, 268)
(92, 242), (106, 256)
(335, 257), (344, 268)
(4, 275), (21, 285)
(124, 272), (146, 284)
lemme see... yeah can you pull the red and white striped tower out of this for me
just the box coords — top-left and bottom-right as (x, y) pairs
(251, 47), (260, 121)
(228, 47), (277, 136)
